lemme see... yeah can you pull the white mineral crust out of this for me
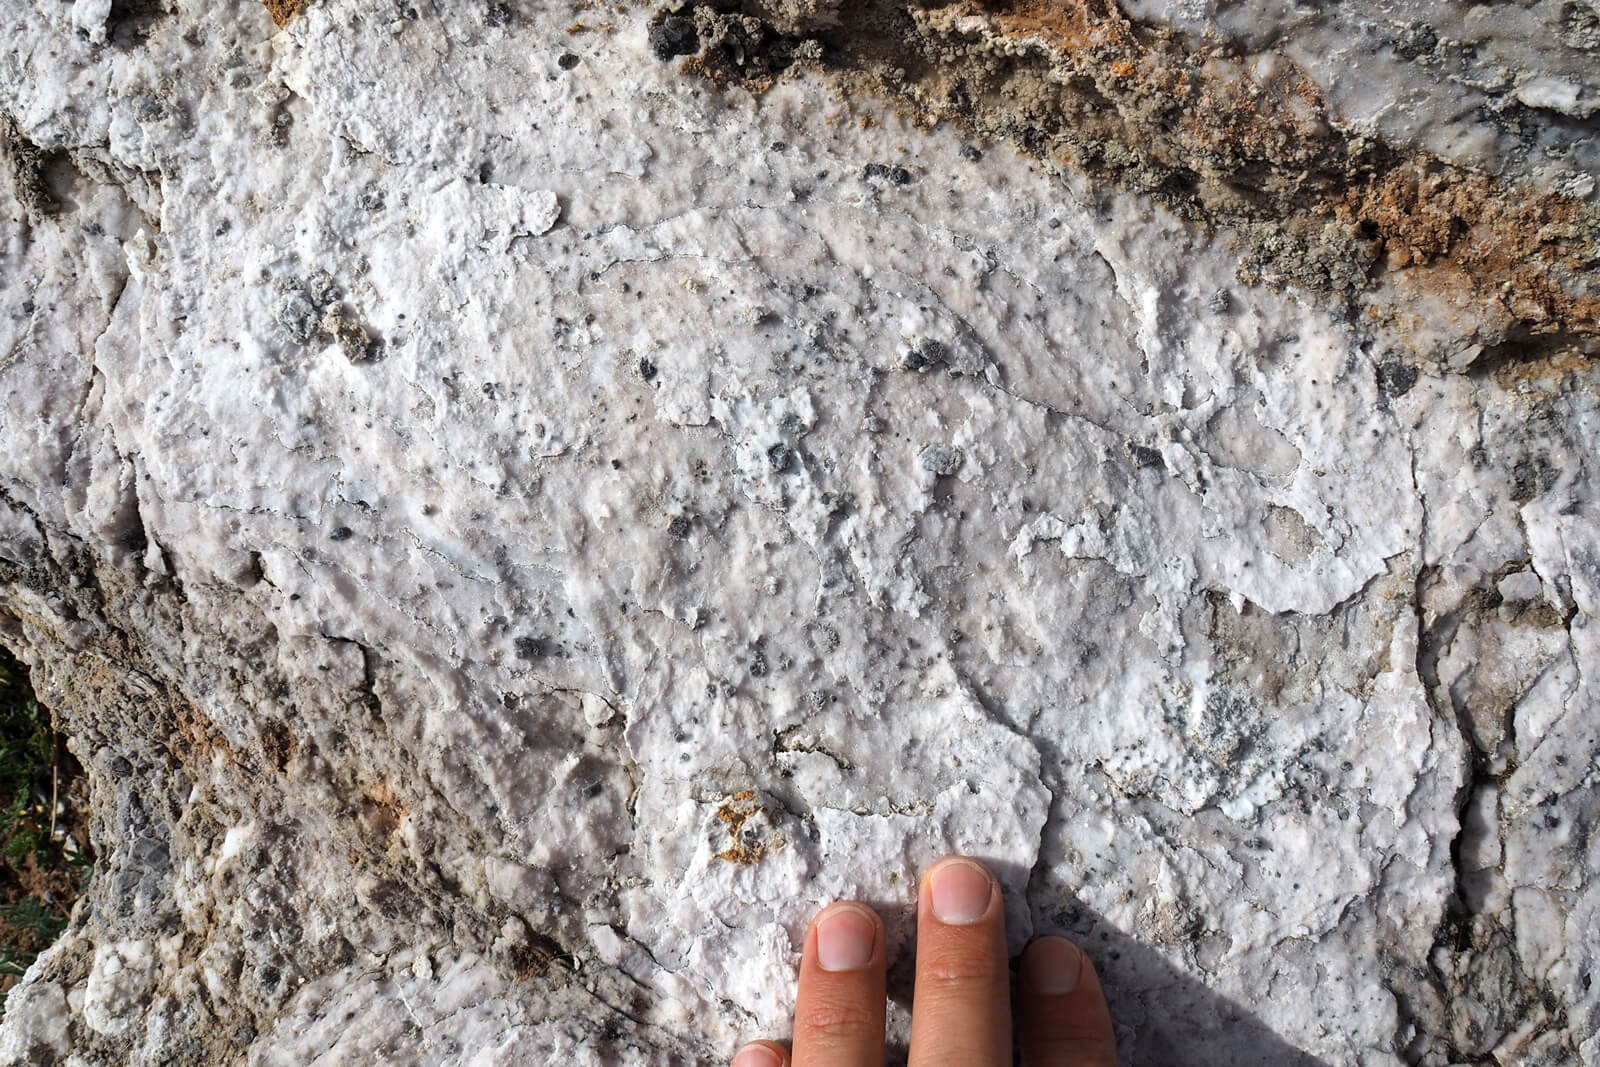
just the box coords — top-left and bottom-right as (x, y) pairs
(0, 1), (1595, 1065)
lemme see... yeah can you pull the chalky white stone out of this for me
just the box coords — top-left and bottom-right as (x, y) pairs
(0, 1), (1595, 1064)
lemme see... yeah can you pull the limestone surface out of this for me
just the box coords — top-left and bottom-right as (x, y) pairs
(0, 1), (1596, 1065)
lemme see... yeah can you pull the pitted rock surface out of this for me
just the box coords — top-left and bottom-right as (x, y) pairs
(0, 2), (1596, 1064)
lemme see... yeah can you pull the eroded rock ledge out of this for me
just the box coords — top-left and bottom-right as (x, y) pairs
(655, 0), (1600, 368)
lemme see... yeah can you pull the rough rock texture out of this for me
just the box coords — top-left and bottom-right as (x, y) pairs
(689, 0), (1600, 363)
(0, 0), (1595, 1064)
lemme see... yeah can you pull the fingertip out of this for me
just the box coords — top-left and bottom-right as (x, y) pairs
(1018, 935), (1117, 1066)
(731, 1040), (788, 1067)
(794, 900), (888, 1064)
(812, 901), (884, 972)
(921, 855), (1000, 926)
(908, 855), (1012, 1064)
(1021, 934), (1089, 995)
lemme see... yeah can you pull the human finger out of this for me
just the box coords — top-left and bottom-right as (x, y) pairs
(732, 1039), (791, 1067)
(1016, 936), (1117, 1066)
(907, 856), (1011, 1067)
(792, 901), (888, 1066)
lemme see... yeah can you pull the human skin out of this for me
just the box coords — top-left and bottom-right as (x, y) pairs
(732, 855), (1119, 1066)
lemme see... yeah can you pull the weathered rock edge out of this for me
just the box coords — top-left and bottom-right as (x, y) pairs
(656, 0), (1600, 369)
(0, 494), (677, 1063)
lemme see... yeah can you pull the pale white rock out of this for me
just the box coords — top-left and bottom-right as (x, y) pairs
(81, 941), (156, 1037)
(0, 1), (1595, 1065)
(69, 0), (113, 44)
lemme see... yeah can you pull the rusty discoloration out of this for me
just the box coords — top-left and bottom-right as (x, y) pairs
(664, 0), (1600, 366)
(715, 789), (779, 864)
(264, 0), (309, 28)
(360, 780), (408, 840)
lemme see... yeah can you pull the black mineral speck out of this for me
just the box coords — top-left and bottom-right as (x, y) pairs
(649, 15), (699, 61)
(1376, 360), (1417, 398)
(668, 515), (692, 539)
(862, 162), (913, 185)
(485, 2), (512, 27)
(767, 443), (795, 473)
(514, 636), (544, 660)
(961, 144), (983, 162)
(558, 52), (580, 70)
(638, 357), (658, 381)
(111, 755), (133, 778)
(770, 141), (788, 153)
(329, 526), (354, 542)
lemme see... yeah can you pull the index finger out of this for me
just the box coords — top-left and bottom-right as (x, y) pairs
(792, 901), (888, 1067)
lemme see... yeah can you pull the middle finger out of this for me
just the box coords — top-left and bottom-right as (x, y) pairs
(907, 856), (1012, 1067)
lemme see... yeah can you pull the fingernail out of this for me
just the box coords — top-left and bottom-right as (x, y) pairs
(929, 859), (994, 925)
(732, 1044), (783, 1067)
(1023, 936), (1084, 995)
(815, 904), (877, 972)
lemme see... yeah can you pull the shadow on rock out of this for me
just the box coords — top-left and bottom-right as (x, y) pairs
(871, 864), (1332, 1067)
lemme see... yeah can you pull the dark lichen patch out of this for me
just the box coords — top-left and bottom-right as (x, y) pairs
(1126, 442), (1164, 470)
(1376, 360), (1418, 398)
(271, 271), (383, 362)
(766, 442), (795, 473)
(919, 443), (964, 476)
(1, 117), (68, 221)
(902, 338), (948, 371)
(106, 0), (173, 48)
(649, 13), (700, 60)
(650, 0), (1600, 368)
(1509, 454), (1560, 503)
(665, 6), (826, 90)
